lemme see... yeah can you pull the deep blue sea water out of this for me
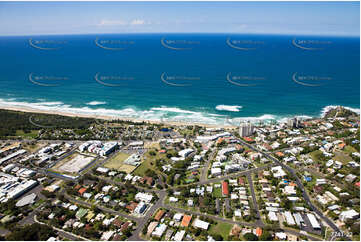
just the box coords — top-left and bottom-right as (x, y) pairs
(0, 34), (359, 125)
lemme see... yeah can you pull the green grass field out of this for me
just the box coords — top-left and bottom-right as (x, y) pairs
(15, 130), (38, 139)
(333, 151), (353, 164)
(133, 149), (168, 176)
(210, 222), (233, 239)
(344, 145), (357, 153)
(104, 152), (137, 173)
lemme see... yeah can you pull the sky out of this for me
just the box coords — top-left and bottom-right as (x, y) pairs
(0, 1), (359, 36)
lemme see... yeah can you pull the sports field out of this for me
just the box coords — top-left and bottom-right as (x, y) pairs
(104, 152), (137, 173)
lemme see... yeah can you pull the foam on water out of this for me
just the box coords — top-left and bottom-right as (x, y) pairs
(0, 98), (358, 126)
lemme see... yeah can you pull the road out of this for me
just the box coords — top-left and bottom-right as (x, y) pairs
(128, 191), (167, 241)
(200, 149), (217, 182)
(14, 137), (348, 241)
(246, 173), (263, 225)
(238, 139), (350, 241)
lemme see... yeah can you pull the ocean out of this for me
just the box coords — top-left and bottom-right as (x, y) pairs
(0, 33), (359, 125)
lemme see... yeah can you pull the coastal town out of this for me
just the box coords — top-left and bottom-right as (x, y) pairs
(0, 106), (359, 241)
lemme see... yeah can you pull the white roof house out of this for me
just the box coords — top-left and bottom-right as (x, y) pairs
(135, 192), (153, 203)
(268, 211), (278, 221)
(211, 167), (222, 176)
(307, 213), (321, 229)
(169, 197), (178, 203)
(173, 213), (183, 222)
(271, 166), (286, 178)
(101, 231), (115, 241)
(173, 230), (186, 241)
(275, 232), (287, 240)
(339, 209), (359, 222)
(193, 218), (209, 230)
(152, 223), (167, 237)
(283, 211), (296, 225)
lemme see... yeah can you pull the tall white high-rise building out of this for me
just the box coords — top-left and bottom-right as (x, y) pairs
(239, 122), (254, 137)
(287, 117), (299, 128)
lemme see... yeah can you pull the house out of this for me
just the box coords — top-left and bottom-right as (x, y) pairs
(339, 209), (359, 222)
(154, 210), (165, 221)
(313, 185), (324, 194)
(307, 213), (321, 230)
(120, 222), (130, 232)
(135, 192), (153, 203)
(147, 222), (158, 236)
(75, 208), (88, 220)
(169, 197), (178, 203)
(211, 168), (222, 177)
(173, 213), (183, 222)
(101, 231), (115, 241)
(152, 223), (167, 238)
(173, 230), (186, 241)
(275, 232), (287, 240)
(78, 187), (87, 196)
(193, 218), (209, 230)
(126, 202), (138, 212)
(345, 174), (357, 183)
(271, 166), (286, 178)
(112, 219), (123, 228)
(255, 227), (262, 237)
(268, 212), (278, 221)
(222, 181), (229, 196)
(181, 214), (192, 227)
(165, 229), (174, 241)
(284, 211), (296, 226)
(134, 202), (147, 214)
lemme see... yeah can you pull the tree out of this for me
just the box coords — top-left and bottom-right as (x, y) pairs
(259, 230), (272, 241)
(243, 233), (259, 241)
(212, 234), (223, 241)
(6, 224), (56, 241)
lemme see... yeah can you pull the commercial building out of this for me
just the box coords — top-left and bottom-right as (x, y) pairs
(239, 122), (255, 137)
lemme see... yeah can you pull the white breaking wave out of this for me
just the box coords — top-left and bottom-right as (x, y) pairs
(216, 105), (243, 112)
(86, 101), (107, 106)
(0, 98), (358, 126)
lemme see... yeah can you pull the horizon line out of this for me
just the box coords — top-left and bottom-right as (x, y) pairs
(0, 32), (359, 38)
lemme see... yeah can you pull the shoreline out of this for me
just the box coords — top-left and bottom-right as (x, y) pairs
(0, 105), (237, 129)
(0, 103), (359, 130)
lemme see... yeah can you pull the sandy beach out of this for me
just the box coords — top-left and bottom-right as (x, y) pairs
(0, 104), (237, 129)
